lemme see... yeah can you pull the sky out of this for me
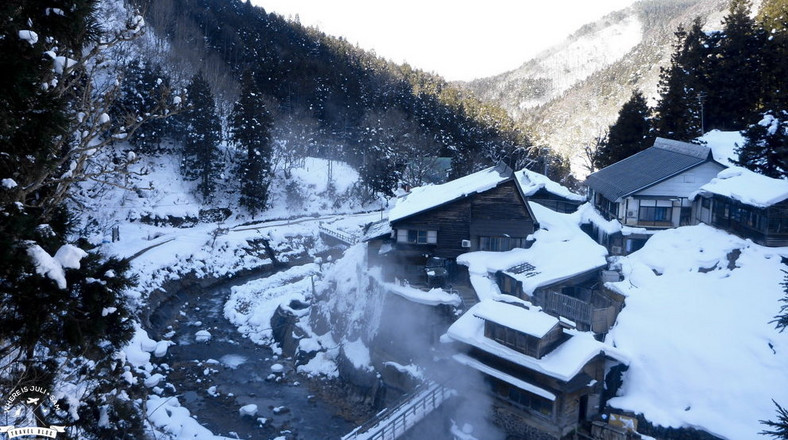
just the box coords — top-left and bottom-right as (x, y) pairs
(251, 1), (639, 82)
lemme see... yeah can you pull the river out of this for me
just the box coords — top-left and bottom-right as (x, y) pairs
(147, 272), (358, 440)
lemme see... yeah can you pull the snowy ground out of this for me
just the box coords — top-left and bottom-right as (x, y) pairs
(73, 147), (385, 439)
(606, 224), (788, 439)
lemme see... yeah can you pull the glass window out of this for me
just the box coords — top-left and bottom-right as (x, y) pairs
(479, 236), (526, 251)
(400, 229), (436, 244)
(639, 206), (672, 222)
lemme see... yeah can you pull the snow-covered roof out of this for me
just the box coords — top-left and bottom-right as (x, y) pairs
(695, 167), (788, 208)
(446, 301), (628, 382)
(452, 353), (557, 401)
(585, 137), (717, 202)
(606, 224), (788, 439)
(362, 218), (392, 241)
(515, 168), (585, 201)
(471, 300), (559, 338)
(383, 281), (463, 307)
(389, 163), (512, 223)
(459, 203), (608, 296)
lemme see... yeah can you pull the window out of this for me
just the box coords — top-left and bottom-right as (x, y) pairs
(638, 199), (673, 224)
(397, 229), (437, 244)
(701, 197), (711, 209)
(502, 385), (553, 417)
(479, 236), (527, 251)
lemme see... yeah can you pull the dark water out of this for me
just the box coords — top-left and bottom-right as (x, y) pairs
(147, 278), (355, 440)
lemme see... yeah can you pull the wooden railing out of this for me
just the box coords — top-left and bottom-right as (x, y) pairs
(319, 223), (358, 245)
(341, 381), (455, 440)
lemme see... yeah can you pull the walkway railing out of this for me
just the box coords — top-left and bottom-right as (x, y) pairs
(319, 223), (358, 245)
(341, 381), (455, 440)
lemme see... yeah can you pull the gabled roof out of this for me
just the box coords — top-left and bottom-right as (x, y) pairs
(388, 162), (513, 223)
(445, 300), (629, 382)
(696, 167), (788, 208)
(585, 138), (719, 202)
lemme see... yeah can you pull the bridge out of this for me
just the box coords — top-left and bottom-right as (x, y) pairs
(341, 381), (455, 440)
(319, 223), (359, 246)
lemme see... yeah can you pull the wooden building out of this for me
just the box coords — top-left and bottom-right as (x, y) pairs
(380, 162), (538, 285)
(693, 167), (788, 247)
(585, 138), (726, 254)
(496, 265), (624, 335)
(445, 300), (628, 439)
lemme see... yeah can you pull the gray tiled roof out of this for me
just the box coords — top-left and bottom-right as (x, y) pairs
(585, 138), (714, 201)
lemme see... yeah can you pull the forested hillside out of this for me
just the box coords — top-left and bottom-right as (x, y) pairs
(129, 0), (569, 192)
(464, 0), (731, 171)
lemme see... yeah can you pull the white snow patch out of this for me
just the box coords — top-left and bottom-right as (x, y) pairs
(606, 224), (788, 439)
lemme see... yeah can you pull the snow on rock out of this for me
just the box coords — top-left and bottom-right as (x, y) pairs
(194, 330), (212, 342)
(147, 395), (234, 440)
(342, 338), (373, 372)
(270, 363), (284, 373)
(296, 350), (338, 378)
(606, 224), (788, 439)
(124, 325), (158, 368)
(2, 178), (18, 189)
(153, 340), (174, 358)
(238, 404), (258, 417)
(224, 263), (318, 346)
(18, 30), (38, 45)
(696, 166), (788, 208)
(144, 373), (164, 388)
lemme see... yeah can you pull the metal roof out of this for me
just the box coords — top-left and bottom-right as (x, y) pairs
(585, 138), (714, 202)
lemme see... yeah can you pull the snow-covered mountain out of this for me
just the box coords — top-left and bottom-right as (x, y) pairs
(464, 0), (731, 172)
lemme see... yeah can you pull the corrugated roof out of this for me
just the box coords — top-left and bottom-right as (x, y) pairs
(585, 138), (713, 202)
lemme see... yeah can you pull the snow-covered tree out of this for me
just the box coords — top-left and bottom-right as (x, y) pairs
(735, 111), (788, 179)
(182, 71), (222, 201)
(0, 1), (175, 438)
(230, 71), (273, 215)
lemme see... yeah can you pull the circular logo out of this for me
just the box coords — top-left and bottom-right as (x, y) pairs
(1, 386), (66, 439)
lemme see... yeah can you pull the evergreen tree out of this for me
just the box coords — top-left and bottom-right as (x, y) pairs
(735, 111), (788, 178)
(113, 58), (171, 154)
(230, 71), (274, 215)
(182, 71), (222, 200)
(771, 271), (788, 332)
(704, 0), (763, 130)
(761, 400), (788, 439)
(594, 90), (653, 169)
(653, 19), (708, 140)
(0, 1), (159, 438)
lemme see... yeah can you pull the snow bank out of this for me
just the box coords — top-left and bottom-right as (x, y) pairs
(606, 224), (788, 439)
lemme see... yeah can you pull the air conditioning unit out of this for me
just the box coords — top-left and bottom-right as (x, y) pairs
(461, 239), (471, 248)
(627, 210), (636, 217)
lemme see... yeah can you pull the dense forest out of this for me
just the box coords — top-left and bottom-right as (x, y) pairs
(128, 0), (570, 198)
(592, 0), (787, 177)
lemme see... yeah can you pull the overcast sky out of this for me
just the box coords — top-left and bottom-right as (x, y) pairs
(251, 1), (638, 81)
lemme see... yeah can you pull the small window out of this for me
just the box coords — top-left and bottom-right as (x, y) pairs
(701, 198), (711, 209)
(398, 229), (437, 244)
